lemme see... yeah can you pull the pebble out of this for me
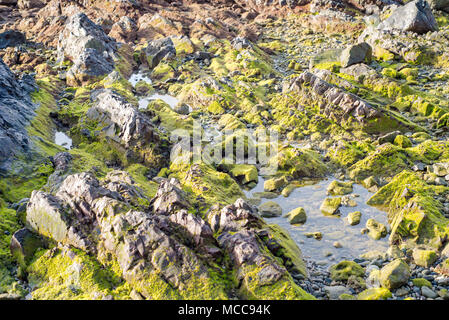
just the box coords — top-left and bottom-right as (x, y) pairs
(333, 242), (342, 248)
(421, 286), (438, 299)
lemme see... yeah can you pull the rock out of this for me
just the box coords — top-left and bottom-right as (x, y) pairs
(10, 228), (43, 268)
(378, 0), (438, 34)
(421, 286), (438, 299)
(88, 89), (164, 166)
(58, 13), (118, 85)
(330, 261), (365, 282)
(264, 176), (288, 192)
(357, 287), (392, 300)
(109, 16), (137, 43)
(412, 277), (432, 288)
(18, 0), (44, 9)
(366, 268), (381, 288)
(320, 197), (341, 215)
(324, 285), (351, 300)
(393, 135), (412, 148)
(151, 178), (190, 216)
(258, 201), (282, 217)
(0, 30), (26, 49)
(304, 232), (323, 240)
(347, 211), (362, 226)
(231, 36), (252, 50)
(365, 219), (387, 240)
(340, 63), (376, 81)
(0, 58), (38, 173)
(379, 259), (411, 290)
(340, 42), (372, 68)
(412, 248), (438, 267)
(333, 241), (343, 248)
(427, 0), (449, 12)
(378, 131), (401, 145)
(285, 207), (307, 224)
(145, 37), (176, 69)
(327, 180), (353, 196)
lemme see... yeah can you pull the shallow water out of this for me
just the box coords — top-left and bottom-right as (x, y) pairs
(55, 131), (72, 150)
(138, 93), (179, 110)
(245, 176), (389, 265)
(129, 72), (153, 87)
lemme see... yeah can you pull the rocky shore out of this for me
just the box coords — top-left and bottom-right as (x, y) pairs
(1, 0), (449, 300)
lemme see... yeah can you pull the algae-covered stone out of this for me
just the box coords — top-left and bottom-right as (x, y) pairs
(327, 180), (353, 196)
(412, 248), (438, 267)
(10, 228), (43, 269)
(258, 201), (282, 217)
(330, 261), (365, 282)
(357, 287), (392, 300)
(347, 211), (362, 226)
(366, 219), (388, 240)
(379, 259), (410, 290)
(320, 197), (342, 215)
(393, 135), (412, 148)
(219, 163), (258, 185)
(304, 232), (322, 240)
(285, 207), (307, 225)
(264, 176), (288, 192)
(412, 278), (432, 288)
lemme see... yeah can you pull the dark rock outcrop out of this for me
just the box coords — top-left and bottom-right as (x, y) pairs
(0, 30), (26, 49)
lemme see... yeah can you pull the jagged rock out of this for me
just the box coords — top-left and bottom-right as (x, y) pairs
(10, 228), (43, 268)
(0, 30), (26, 49)
(58, 13), (118, 85)
(151, 178), (190, 215)
(378, 0), (438, 34)
(109, 16), (137, 43)
(0, 58), (38, 173)
(285, 71), (383, 125)
(231, 36), (252, 50)
(144, 37), (176, 69)
(340, 42), (372, 68)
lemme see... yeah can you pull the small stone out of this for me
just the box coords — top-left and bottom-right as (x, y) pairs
(379, 259), (411, 290)
(333, 241), (343, 248)
(320, 197), (341, 215)
(412, 248), (438, 268)
(347, 211), (361, 226)
(258, 201), (282, 217)
(284, 207), (307, 224)
(421, 286), (438, 299)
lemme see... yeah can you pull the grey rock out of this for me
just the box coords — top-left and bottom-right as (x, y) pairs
(145, 37), (176, 69)
(421, 286), (438, 298)
(324, 285), (351, 300)
(340, 42), (372, 68)
(151, 178), (190, 216)
(0, 30), (26, 49)
(379, 0), (438, 34)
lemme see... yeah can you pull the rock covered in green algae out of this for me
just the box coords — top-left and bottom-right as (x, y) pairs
(365, 218), (388, 240)
(347, 211), (362, 226)
(326, 180), (353, 196)
(320, 197), (342, 215)
(393, 135), (412, 148)
(285, 207), (307, 224)
(329, 261), (365, 282)
(258, 201), (283, 217)
(412, 248), (438, 267)
(379, 259), (410, 290)
(357, 287), (392, 300)
(264, 176), (288, 192)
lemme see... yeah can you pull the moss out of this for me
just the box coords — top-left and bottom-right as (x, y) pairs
(218, 163), (258, 185)
(329, 261), (364, 282)
(27, 248), (132, 300)
(412, 278), (432, 288)
(269, 147), (327, 179)
(327, 140), (375, 168)
(366, 218), (388, 240)
(381, 67), (398, 78)
(393, 135), (412, 148)
(264, 176), (288, 192)
(126, 164), (159, 198)
(348, 143), (412, 182)
(412, 248), (438, 268)
(368, 171), (449, 247)
(373, 46), (395, 62)
(320, 197), (342, 215)
(357, 288), (392, 300)
(207, 101), (225, 115)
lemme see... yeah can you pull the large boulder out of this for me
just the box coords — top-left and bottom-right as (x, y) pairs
(378, 0), (438, 34)
(427, 0), (449, 12)
(57, 13), (118, 85)
(144, 37), (176, 69)
(0, 58), (38, 173)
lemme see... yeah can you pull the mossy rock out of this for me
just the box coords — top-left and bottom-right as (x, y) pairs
(320, 197), (342, 215)
(347, 211), (362, 226)
(327, 180), (353, 196)
(284, 207), (307, 225)
(379, 259), (410, 290)
(258, 201), (282, 218)
(366, 219), (388, 240)
(219, 163), (258, 185)
(412, 248), (438, 268)
(393, 135), (412, 148)
(264, 176), (288, 192)
(357, 287), (392, 300)
(330, 261), (364, 282)
(412, 277), (432, 288)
